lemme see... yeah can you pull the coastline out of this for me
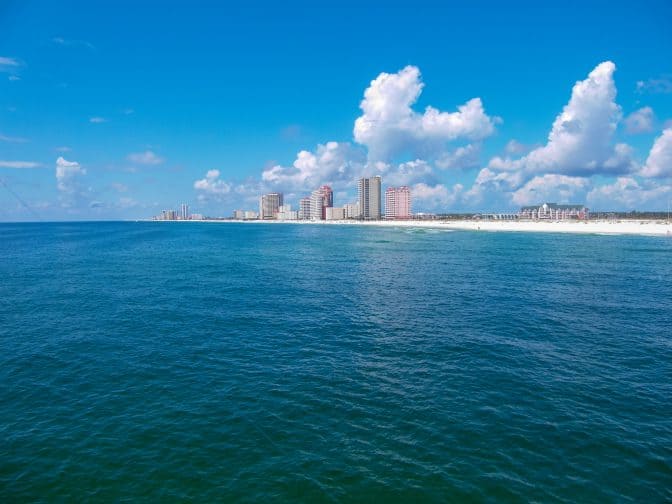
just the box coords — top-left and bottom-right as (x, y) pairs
(157, 218), (672, 236)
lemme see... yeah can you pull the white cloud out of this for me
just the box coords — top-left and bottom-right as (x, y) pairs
(0, 57), (20, 69)
(118, 197), (137, 209)
(127, 150), (163, 165)
(0, 133), (28, 143)
(587, 177), (672, 210)
(353, 65), (497, 161)
(485, 61), (629, 178)
(194, 169), (231, 195)
(504, 139), (536, 156)
(435, 143), (481, 170)
(261, 141), (366, 191)
(378, 159), (435, 187)
(111, 182), (128, 192)
(640, 128), (672, 178)
(412, 182), (463, 210)
(56, 157), (86, 198)
(52, 37), (95, 51)
(0, 161), (41, 168)
(636, 76), (672, 94)
(511, 174), (591, 206)
(624, 106), (655, 134)
(89, 117), (107, 123)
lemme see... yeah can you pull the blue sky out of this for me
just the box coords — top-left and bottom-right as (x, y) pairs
(1, 0), (672, 220)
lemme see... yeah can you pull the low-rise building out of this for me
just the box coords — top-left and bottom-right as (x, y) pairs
(344, 202), (360, 219)
(325, 207), (345, 220)
(277, 204), (298, 220)
(519, 203), (589, 220)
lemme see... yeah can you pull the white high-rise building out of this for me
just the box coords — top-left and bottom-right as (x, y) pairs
(385, 186), (411, 220)
(310, 185), (333, 220)
(180, 203), (189, 220)
(259, 193), (283, 219)
(299, 197), (311, 220)
(358, 176), (381, 220)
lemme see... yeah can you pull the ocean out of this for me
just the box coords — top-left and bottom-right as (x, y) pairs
(1, 221), (670, 502)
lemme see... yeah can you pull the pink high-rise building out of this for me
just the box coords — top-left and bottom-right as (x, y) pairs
(310, 185), (333, 220)
(385, 186), (411, 220)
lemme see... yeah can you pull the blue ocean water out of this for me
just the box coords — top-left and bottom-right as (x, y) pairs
(1, 221), (671, 502)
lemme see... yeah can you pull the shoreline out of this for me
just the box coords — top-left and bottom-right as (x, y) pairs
(151, 218), (672, 236)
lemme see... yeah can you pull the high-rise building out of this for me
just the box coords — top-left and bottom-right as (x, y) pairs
(233, 209), (245, 220)
(358, 176), (381, 220)
(259, 192), (283, 219)
(299, 197), (311, 220)
(310, 185), (333, 220)
(385, 186), (411, 220)
(180, 203), (189, 220)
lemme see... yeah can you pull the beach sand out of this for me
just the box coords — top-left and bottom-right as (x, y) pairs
(226, 218), (672, 236)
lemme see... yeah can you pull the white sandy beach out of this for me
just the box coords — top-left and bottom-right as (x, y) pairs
(201, 218), (672, 236)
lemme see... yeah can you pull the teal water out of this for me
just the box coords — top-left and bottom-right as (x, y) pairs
(1, 222), (671, 502)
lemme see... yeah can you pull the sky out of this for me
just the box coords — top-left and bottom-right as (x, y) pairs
(1, 0), (672, 220)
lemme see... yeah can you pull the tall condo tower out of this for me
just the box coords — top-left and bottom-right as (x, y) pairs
(358, 176), (381, 220)
(310, 185), (333, 220)
(180, 203), (189, 220)
(385, 186), (411, 220)
(259, 192), (283, 219)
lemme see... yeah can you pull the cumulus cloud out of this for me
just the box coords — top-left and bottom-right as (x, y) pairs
(511, 175), (591, 206)
(0, 160), (40, 168)
(55, 157), (87, 207)
(377, 159), (436, 187)
(485, 61), (629, 178)
(587, 177), (672, 210)
(504, 139), (536, 156)
(435, 143), (481, 170)
(127, 150), (163, 165)
(261, 141), (366, 191)
(353, 65), (497, 162)
(624, 107), (655, 134)
(194, 169), (231, 196)
(411, 182), (463, 210)
(640, 128), (672, 178)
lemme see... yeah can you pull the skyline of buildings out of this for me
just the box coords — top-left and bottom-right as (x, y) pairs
(153, 177), (594, 223)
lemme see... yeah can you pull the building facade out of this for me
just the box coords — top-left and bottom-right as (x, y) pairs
(358, 176), (381, 220)
(344, 202), (360, 219)
(310, 185), (333, 220)
(299, 197), (311, 220)
(385, 186), (411, 220)
(325, 207), (345, 220)
(259, 192), (283, 219)
(519, 203), (589, 220)
(180, 203), (189, 220)
(277, 204), (298, 220)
